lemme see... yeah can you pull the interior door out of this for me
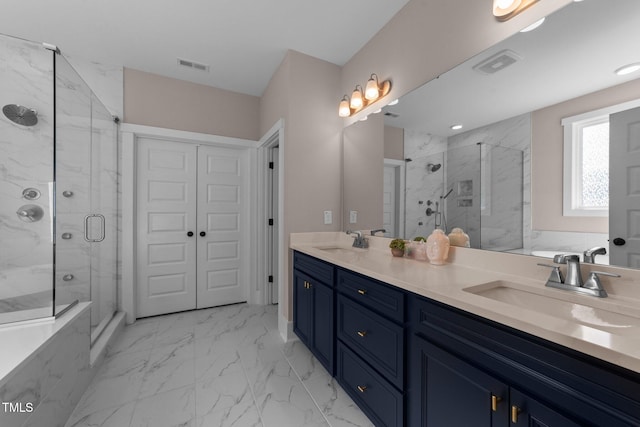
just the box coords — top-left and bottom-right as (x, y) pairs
(196, 145), (248, 308)
(383, 164), (397, 237)
(136, 138), (197, 317)
(609, 107), (640, 268)
(269, 146), (279, 304)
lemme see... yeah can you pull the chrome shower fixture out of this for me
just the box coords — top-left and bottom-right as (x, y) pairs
(427, 163), (442, 173)
(3, 104), (38, 126)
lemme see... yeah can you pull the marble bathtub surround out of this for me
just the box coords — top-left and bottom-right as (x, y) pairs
(290, 232), (640, 373)
(66, 303), (372, 427)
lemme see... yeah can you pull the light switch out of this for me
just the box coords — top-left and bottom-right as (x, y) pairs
(349, 210), (358, 224)
(324, 210), (332, 225)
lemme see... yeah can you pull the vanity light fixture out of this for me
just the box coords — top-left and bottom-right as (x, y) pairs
(615, 63), (640, 76)
(350, 85), (364, 109)
(338, 95), (351, 117)
(450, 124), (463, 130)
(338, 74), (392, 117)
(493, 0), (539, 21)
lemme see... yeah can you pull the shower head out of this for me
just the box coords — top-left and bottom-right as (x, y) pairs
(427, 163), (442, 173)
(3, 104), (38, 126)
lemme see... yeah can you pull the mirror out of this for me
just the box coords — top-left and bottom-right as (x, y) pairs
(342, 0), (640, 269)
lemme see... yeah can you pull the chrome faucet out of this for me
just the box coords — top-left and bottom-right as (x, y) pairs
(346, 230), (369, 248)
(584, 246), (606, 264)
(370, 228), (386, 236)
(538, 254), (620, 298)
(554, 254), (583, 287)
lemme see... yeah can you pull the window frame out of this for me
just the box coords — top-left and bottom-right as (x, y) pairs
(561, 98), (640, 217)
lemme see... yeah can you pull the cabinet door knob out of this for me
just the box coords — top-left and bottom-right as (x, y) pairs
(357, 330), (367, 337)
(511, 405), (521, 423)
(357, 289), (367, 295)
(357, 385), (367, 393)
(187, 231), (194, 237)
(491, 395), (502, 412)
(200, 231), (206, 237)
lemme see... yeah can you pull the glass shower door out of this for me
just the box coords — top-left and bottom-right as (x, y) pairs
(55, 56), (117, 343)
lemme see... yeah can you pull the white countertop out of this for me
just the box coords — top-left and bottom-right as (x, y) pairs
(290, 232), (640, 374)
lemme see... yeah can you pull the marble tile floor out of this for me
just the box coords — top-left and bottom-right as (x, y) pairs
(65, 303), (373, 427)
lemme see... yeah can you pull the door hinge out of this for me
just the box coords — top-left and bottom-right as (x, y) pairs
(268, 218), (274, 226)
(268, 275), (274, 283)
(269, 161), (274, 169)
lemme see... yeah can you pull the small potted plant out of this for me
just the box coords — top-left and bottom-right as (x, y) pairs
(389, 239), (406, 257)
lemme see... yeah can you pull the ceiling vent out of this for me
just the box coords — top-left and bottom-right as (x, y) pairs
(177, 58), (210, 72)
(384, 111), (399, 118)
(472, 49), (521, 75)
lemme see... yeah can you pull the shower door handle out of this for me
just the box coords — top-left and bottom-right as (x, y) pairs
(84, 214), (106, 242)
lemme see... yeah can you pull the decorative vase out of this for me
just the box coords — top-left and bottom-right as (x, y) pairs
(448, 227), (470, 248)
(391, 248), (405, 257)
(410, 241), (428, 261)
(426, 229), (450, 265)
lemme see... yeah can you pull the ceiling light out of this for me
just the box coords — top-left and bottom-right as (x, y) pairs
(373, 108), (382, 114)
(615, 63), (640, 76)
(388, 99), (399, 106)
(338, 95), (351, 117)
(450, 124), (463, 130)
(360, 115), (368, 121)
(350, 85), (364, 110)
(520, 17), (545, 32)
(493, 0), (538, 21)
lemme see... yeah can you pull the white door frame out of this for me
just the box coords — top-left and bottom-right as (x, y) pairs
(121, 123), (259, 324)
(384, 158), (406, 237)
(256, 120), (286, 337)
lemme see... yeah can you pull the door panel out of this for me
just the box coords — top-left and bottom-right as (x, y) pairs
(610, 107), (640, 268)
(136, 138), (197, 317)
(197, 145), (248, 308)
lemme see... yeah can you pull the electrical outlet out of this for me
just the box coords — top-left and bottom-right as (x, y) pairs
(349, 210), (358, 224)
(323, 210), (332, 225)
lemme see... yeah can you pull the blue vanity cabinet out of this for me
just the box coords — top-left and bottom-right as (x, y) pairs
(408, 294), (640, 427)
(336, 268), (406, 427)
(293, 251), (335, 374)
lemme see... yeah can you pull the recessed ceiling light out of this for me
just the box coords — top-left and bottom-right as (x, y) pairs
(388, 99), (399, 106)
(373, 108), (382, 114)
(450, 124), (463, 130)
(520, 17), (545, 32)
(360, 115), (368, 121)
(615, 63), (640, 76)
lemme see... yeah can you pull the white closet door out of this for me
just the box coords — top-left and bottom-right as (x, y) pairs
(136, 138), (197, 317)
(196, 145), (248, 308)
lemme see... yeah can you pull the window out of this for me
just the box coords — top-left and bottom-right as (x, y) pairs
(562, 99), (640, 217)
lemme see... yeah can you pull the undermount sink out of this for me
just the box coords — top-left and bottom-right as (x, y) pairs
(315, 246), (367, 256)
(464, 280), (640, 336)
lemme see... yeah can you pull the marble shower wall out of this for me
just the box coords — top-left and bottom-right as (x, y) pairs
(403, 114), (529, 248)
(403, 130), (447, 238)
(0, 35), (54, 313)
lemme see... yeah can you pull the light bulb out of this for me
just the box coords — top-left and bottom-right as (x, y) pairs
(493, 0), (521, 17)
(338, 96), (351, 117)
(365, 74), (380, 101)
(350, 86), (364, 109)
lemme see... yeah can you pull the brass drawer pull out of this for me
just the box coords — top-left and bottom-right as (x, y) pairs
(511, 405), (521, 423)
(357, 331), (367, 337)
(357, 289), (367, 295)
(357, 385), (367, 393)
(303, 281), (313, 289)
(491, 395), (502, 412)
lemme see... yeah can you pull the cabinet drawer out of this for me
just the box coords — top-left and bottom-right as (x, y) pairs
(294, 251), (334, 285)
(337, 342), (403, 427)
(338, 295), (404, 389)
(337, 268), (404, 322)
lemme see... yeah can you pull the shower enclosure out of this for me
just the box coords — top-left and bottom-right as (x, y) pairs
(405, 143), (523, 251)
(0, 33), (118, 343)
